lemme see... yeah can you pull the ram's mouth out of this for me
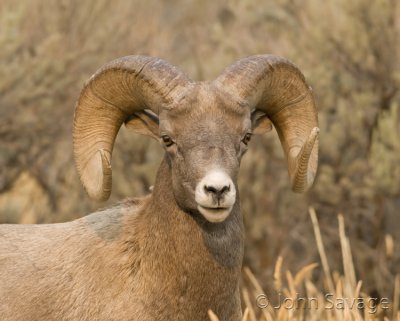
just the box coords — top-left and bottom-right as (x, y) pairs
(197, 205), (233, 223)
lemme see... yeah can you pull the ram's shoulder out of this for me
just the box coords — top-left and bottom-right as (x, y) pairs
(79, 196), (149, 242)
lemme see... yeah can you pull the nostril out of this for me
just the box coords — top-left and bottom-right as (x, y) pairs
(204, 185), (218, 194)
(204, 184), (231, 198)
(220, 185), (230, 194)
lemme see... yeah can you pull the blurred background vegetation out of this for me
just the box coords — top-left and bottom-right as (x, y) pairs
(0, 0), (399, 300)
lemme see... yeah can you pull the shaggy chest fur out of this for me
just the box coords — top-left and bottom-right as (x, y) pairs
(123, 195), (245, 321)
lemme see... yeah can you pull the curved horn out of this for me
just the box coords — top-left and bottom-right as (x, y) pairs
(73, 55), (192, 201)
(214, 55), (319, 192)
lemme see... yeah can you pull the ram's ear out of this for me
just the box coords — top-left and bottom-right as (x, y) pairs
(125, 110), (159, 139)
(251, 110), (273, 135)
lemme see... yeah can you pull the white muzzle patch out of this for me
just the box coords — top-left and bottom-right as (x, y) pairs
(195, 170), (236, 223)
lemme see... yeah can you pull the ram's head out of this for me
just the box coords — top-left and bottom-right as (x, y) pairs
(73, 55), (319, 223)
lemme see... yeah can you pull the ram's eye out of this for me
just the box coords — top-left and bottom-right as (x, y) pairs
(162, 135), (174, 147)
(242, 133), (252, 145)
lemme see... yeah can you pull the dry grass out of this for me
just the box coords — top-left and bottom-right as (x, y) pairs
(210, 207), (399, 321)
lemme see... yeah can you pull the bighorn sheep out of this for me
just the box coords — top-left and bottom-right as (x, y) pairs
(0, 55), (319, 321)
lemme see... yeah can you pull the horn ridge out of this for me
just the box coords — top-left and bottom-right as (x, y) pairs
(73, 55), (191, 201)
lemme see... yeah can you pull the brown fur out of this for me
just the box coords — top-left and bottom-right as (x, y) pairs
(0, 159), (243, 321)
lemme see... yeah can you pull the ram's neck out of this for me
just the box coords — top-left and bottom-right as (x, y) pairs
(133, 157), (244, 320)
(150, 156), (244, 267)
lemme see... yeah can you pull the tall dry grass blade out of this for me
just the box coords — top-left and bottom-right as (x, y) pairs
(244, 267), (276, 317)
(354, 280), (363, 298)
(340, 224), (363, 321)
(338, 214), (357, 292)
(241, 307), (250, 321)
(208, 309), (220, 321)
(274, 256), (283, 291)
(304, 279), (318, 298)
(309, 207), (335, 293)
(276, 302), (290, 321)
(244, 266), (264, 295)
(352, 305), (365, 321)
(286, 270), (296, 298)
(332, 271), (341, 285)
(394, 274), (400, 321)
(263, 310), (275, 321)
(385, 234), (394, 259)
(334, 277), (344, 321)
(294, 262), (319, 288)
(258, 306), (275, 321)
(242, 288), (257, 321)
(360, 291), (374, 321)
